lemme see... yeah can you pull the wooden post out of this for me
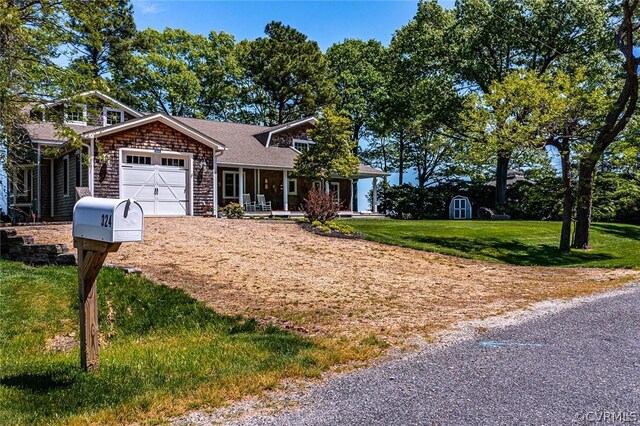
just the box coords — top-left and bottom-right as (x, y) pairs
(74, 237), (121, 372)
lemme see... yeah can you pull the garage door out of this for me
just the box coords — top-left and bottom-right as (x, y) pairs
(121, 152), (189, 216)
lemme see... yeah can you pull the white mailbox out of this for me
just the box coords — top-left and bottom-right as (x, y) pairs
(73, 197), (144, 243)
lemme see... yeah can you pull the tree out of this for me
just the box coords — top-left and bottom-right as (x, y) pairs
(381, 0), (458, 185)
(0, 0), (81, 173)
(64, 0), (136, 90)
(464, 69), (605, 251)
(293, 109), (359, 181)
(452, 0), (611, 208)
(118, 28), (241, 119)
(239, 21), (335, 126)
(573, 0), (640, 249)
(326, 38), (385, 210)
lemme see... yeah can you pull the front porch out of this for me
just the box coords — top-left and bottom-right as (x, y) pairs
(215, 165), (383, 216)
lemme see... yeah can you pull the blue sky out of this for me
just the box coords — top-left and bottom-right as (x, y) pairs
(133, 1), (455, 50)
(131, 0), (456, 209)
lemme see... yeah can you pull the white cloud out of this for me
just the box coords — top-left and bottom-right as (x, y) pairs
(135, 0), (164, 15)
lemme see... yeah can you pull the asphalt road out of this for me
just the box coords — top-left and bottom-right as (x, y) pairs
(232, 285), (640, 426)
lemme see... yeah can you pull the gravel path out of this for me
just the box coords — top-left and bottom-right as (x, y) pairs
(192, 283), (640, 426)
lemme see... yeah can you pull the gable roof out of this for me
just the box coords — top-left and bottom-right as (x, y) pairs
(261, 117), (317, 147)
(46, 90), (144, 118)
(24, 122), (102, 145)
(81, 113), (226, 151)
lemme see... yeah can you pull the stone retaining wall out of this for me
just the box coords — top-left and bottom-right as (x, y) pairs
(0, 229), (76, 266)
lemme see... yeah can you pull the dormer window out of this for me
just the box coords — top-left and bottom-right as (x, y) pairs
(103, 107), (124, 126)
(65, 104), (87, 125)
(293, 139), (314, 152)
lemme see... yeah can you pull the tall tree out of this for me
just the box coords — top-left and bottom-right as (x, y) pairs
(64, 0), (136, 90)
(382, 0), (460, 185)
(118, 28), (241, 119)
(452, 0), (610, 208)
(239, 21), (335, 126)
(326, 38), (385, 210)
(573, 0), (640, 249)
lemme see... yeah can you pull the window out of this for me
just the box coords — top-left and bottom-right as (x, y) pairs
(13, 168), (33, 198)
(293, 139), (314, 152)
(65, 104), (87, 124)
(288, 178), (297, 195)
(161, 157), (185, 167)
(223, 171), (239, 199)
(104, 108), (124, 125)
(125, 155), (152, 165)
(63, 155), (69, 196)
(330, 182), (340, 204)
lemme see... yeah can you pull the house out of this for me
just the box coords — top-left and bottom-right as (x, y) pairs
(5, 91), (387, 221)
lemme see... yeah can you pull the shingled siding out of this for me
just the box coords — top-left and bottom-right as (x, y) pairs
(269, 123), (313, 147)
(93, 121), (214, 215)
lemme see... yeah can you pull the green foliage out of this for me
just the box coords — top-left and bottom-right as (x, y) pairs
(349, 219), (640, 269)
(221, 202), (244, 219)
(64, 0), (136, 88)
(0, 261), (347, 424)
(326, 39), (386, 141)
(117, 27), (241, 119)
(239, 21), (335, 125)
(592, 173), (640, 224)
(294, 109), (359, 180)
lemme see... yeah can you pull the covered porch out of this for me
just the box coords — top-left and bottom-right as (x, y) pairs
(215, 165), (384, 216)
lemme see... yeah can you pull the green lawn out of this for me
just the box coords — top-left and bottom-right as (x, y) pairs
(0, 261), (378, 425)
(347, 219), (640, 269)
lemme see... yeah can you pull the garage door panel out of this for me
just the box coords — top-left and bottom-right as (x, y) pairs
(156, 185), (186, 201)
(157, 168), (188, 186)
(156, 200), (187, 215)
(121, 184), (155, 200)
(121, 167), (155, 184)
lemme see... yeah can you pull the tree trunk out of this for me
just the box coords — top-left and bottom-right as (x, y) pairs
(398, 130), (404, 185)
(558, 143), (572, 253)
(495, 152), (510, 210)
(572, 159), (596, 249)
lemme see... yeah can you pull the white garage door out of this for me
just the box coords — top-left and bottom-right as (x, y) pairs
(121, 152), (189, 216)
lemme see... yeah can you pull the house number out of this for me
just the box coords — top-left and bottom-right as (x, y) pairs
(100, 214), (112, 228)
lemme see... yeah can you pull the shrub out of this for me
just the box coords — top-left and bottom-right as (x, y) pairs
(301, 187), (339, 223)
(221, 202), (244, 219)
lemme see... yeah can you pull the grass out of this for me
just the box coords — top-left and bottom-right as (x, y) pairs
(0, 260), (381, 425)
(347, 219), (640, 269)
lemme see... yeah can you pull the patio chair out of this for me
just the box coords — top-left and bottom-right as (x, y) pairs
(242, 194), (255, 212)
(256, 194), (272, 211)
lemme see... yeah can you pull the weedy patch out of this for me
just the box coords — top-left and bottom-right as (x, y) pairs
(300, 220), (361, 239)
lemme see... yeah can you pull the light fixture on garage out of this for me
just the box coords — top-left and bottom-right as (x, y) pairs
(199, 158), (207, 168)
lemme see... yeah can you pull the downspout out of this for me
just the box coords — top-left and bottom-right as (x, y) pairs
(36, 145), (41, 219)
(89, 137), (95, 195)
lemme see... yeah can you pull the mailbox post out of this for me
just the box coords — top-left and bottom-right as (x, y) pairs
(72, 197), (144, 371)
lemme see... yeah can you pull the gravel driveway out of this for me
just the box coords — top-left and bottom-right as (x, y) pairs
(19, 218), (638, 343)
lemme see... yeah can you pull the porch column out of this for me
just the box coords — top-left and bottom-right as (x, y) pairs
(283, 170), (289, 211)
(372, 177), (378, 213)
(88, 137), (95, 195)
(349, 179), (354, 212)
(238, 167), (244, 205)
(36, 145), (41, 219)
(212, 152), (218, 217)
(50, 159), (54, 217)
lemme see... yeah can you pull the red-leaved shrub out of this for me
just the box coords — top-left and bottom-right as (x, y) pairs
(302, 187), (340, 223)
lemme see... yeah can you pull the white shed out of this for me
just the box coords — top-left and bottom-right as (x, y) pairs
(449, 195), (472, 220)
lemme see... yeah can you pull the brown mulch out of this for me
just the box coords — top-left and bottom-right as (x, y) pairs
(22, 218), (639, 344)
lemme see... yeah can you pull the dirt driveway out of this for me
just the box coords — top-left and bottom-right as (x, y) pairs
(21, 218), (638, 343)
